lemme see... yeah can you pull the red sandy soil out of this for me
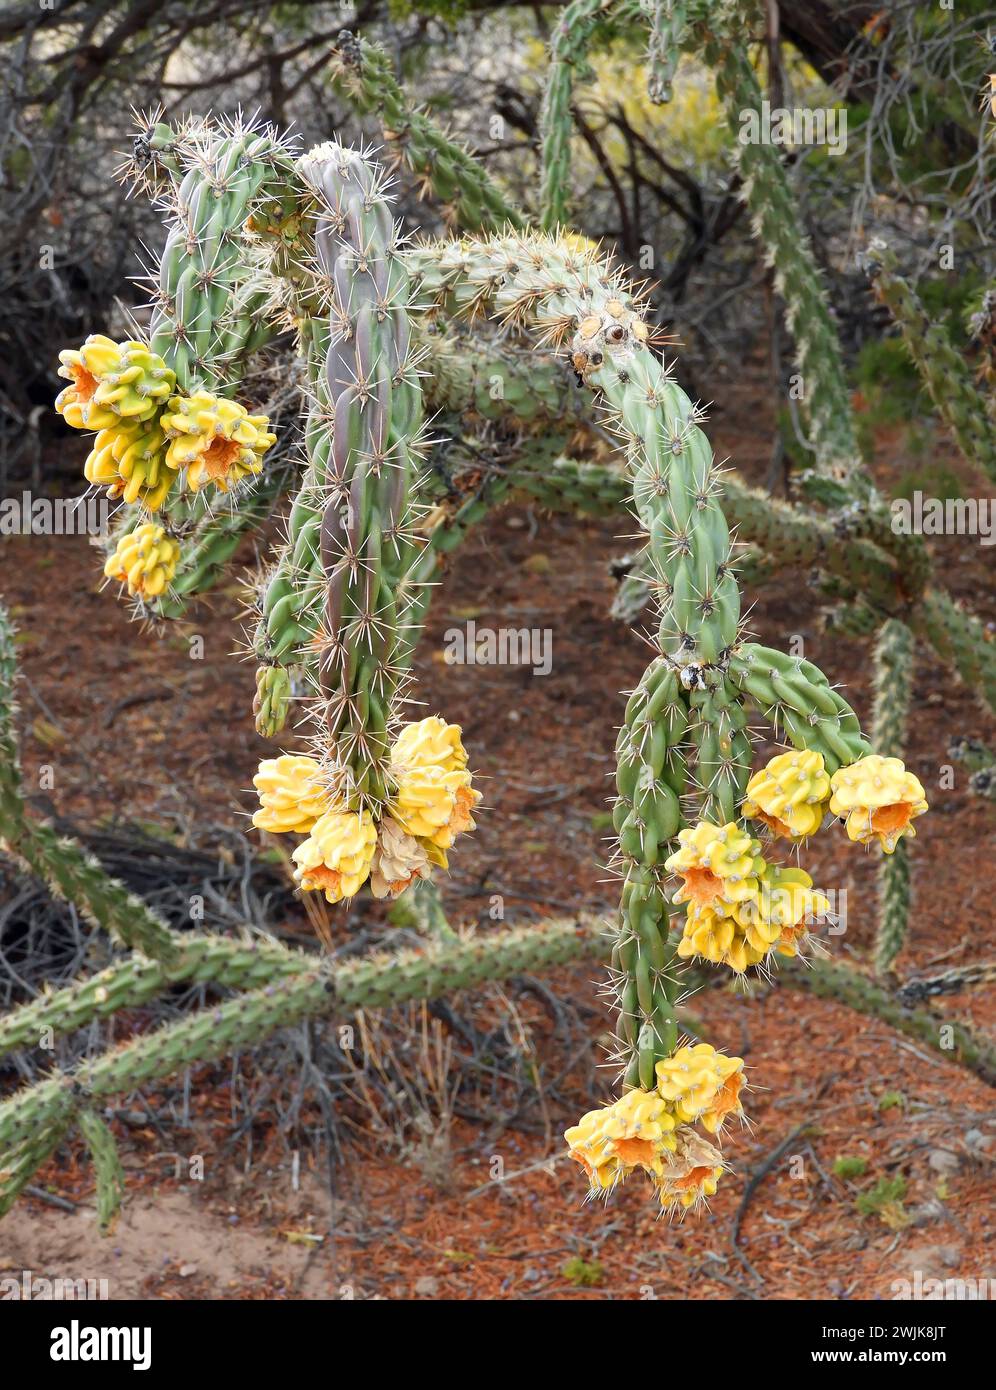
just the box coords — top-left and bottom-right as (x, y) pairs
(1, 395), (994, 1300)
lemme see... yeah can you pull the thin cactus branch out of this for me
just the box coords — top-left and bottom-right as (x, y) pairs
(702, 26), (862, 491)
(329, 32), (526, 233)
(872, 619), (915, 975)
(863, 239), (996, 483)
(0, 934), (310, 1062)
(0, 914), (607, 1158)
(915, 587), (996, 717)
(781, 957), (996, 1088)
(647, 0), (690, 103)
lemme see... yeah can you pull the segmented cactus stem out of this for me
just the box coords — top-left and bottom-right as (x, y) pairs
(781, 957), (996, 1087)
(915, 587), (996, 717)
(0, 916), (607, 1162)
(293, 143), (427, 808)
(732, 642), (870, 773)
(329, 33), (526, 232)
(863, 240), (996, 483)
(78, 1108), (126, 1234)
(703, 29), (862, 490)
(872, 620), (915, 974)
(647, 0), (689, 103)
(149, 118), (302, 394)
(0, 935), (310, 1062)
(539, 0), (613, 231)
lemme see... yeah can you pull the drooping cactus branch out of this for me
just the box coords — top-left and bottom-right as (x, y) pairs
(10, 46), (984, 1225)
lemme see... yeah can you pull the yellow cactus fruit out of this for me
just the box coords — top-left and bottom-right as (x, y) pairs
(162, 391), (275, 492)
(675, 906), (763, 975)
(655, 1043), (746, 1134)
(389, 764), (481, 850)
(84, 421), (142, 495)
(84, 418), (176, 510)
(829, 753), (928, 853)
(565, 1088), (678, 1194)
(742, 749), (831, 841)
(251, 755), (332, 835)
(391, 716), (469, 775)
(734, 864), (832, 958)
(665, 821), (764, 918)
(369, 818), (431, 899)
(656, 1129), (725, 1214)
(56, 335), (174, 429)
(292, 808), (377, 903)
(55, 356), (119, 432)
(102, 522), (179, 600)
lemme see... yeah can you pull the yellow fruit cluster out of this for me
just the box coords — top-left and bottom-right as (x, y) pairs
(565, 1043), (744, 1212)
(102, 522), (180, 600)
(672, 748), (928, 976)
(56, 335), (275, 522)
(161, 392), (275, 493)
(664, 819), (829, 974)
(56, 334), (174, 431)
(251, 717), (480, 906)
(84, 419), (175, 510)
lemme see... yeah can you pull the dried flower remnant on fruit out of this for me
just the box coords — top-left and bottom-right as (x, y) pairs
(369, 818), (431, 899)
(657, 1130), (726, 1214)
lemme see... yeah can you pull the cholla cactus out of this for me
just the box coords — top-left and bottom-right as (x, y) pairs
(397, 228), (928, 1208)
(11, 24), (992, 1227)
